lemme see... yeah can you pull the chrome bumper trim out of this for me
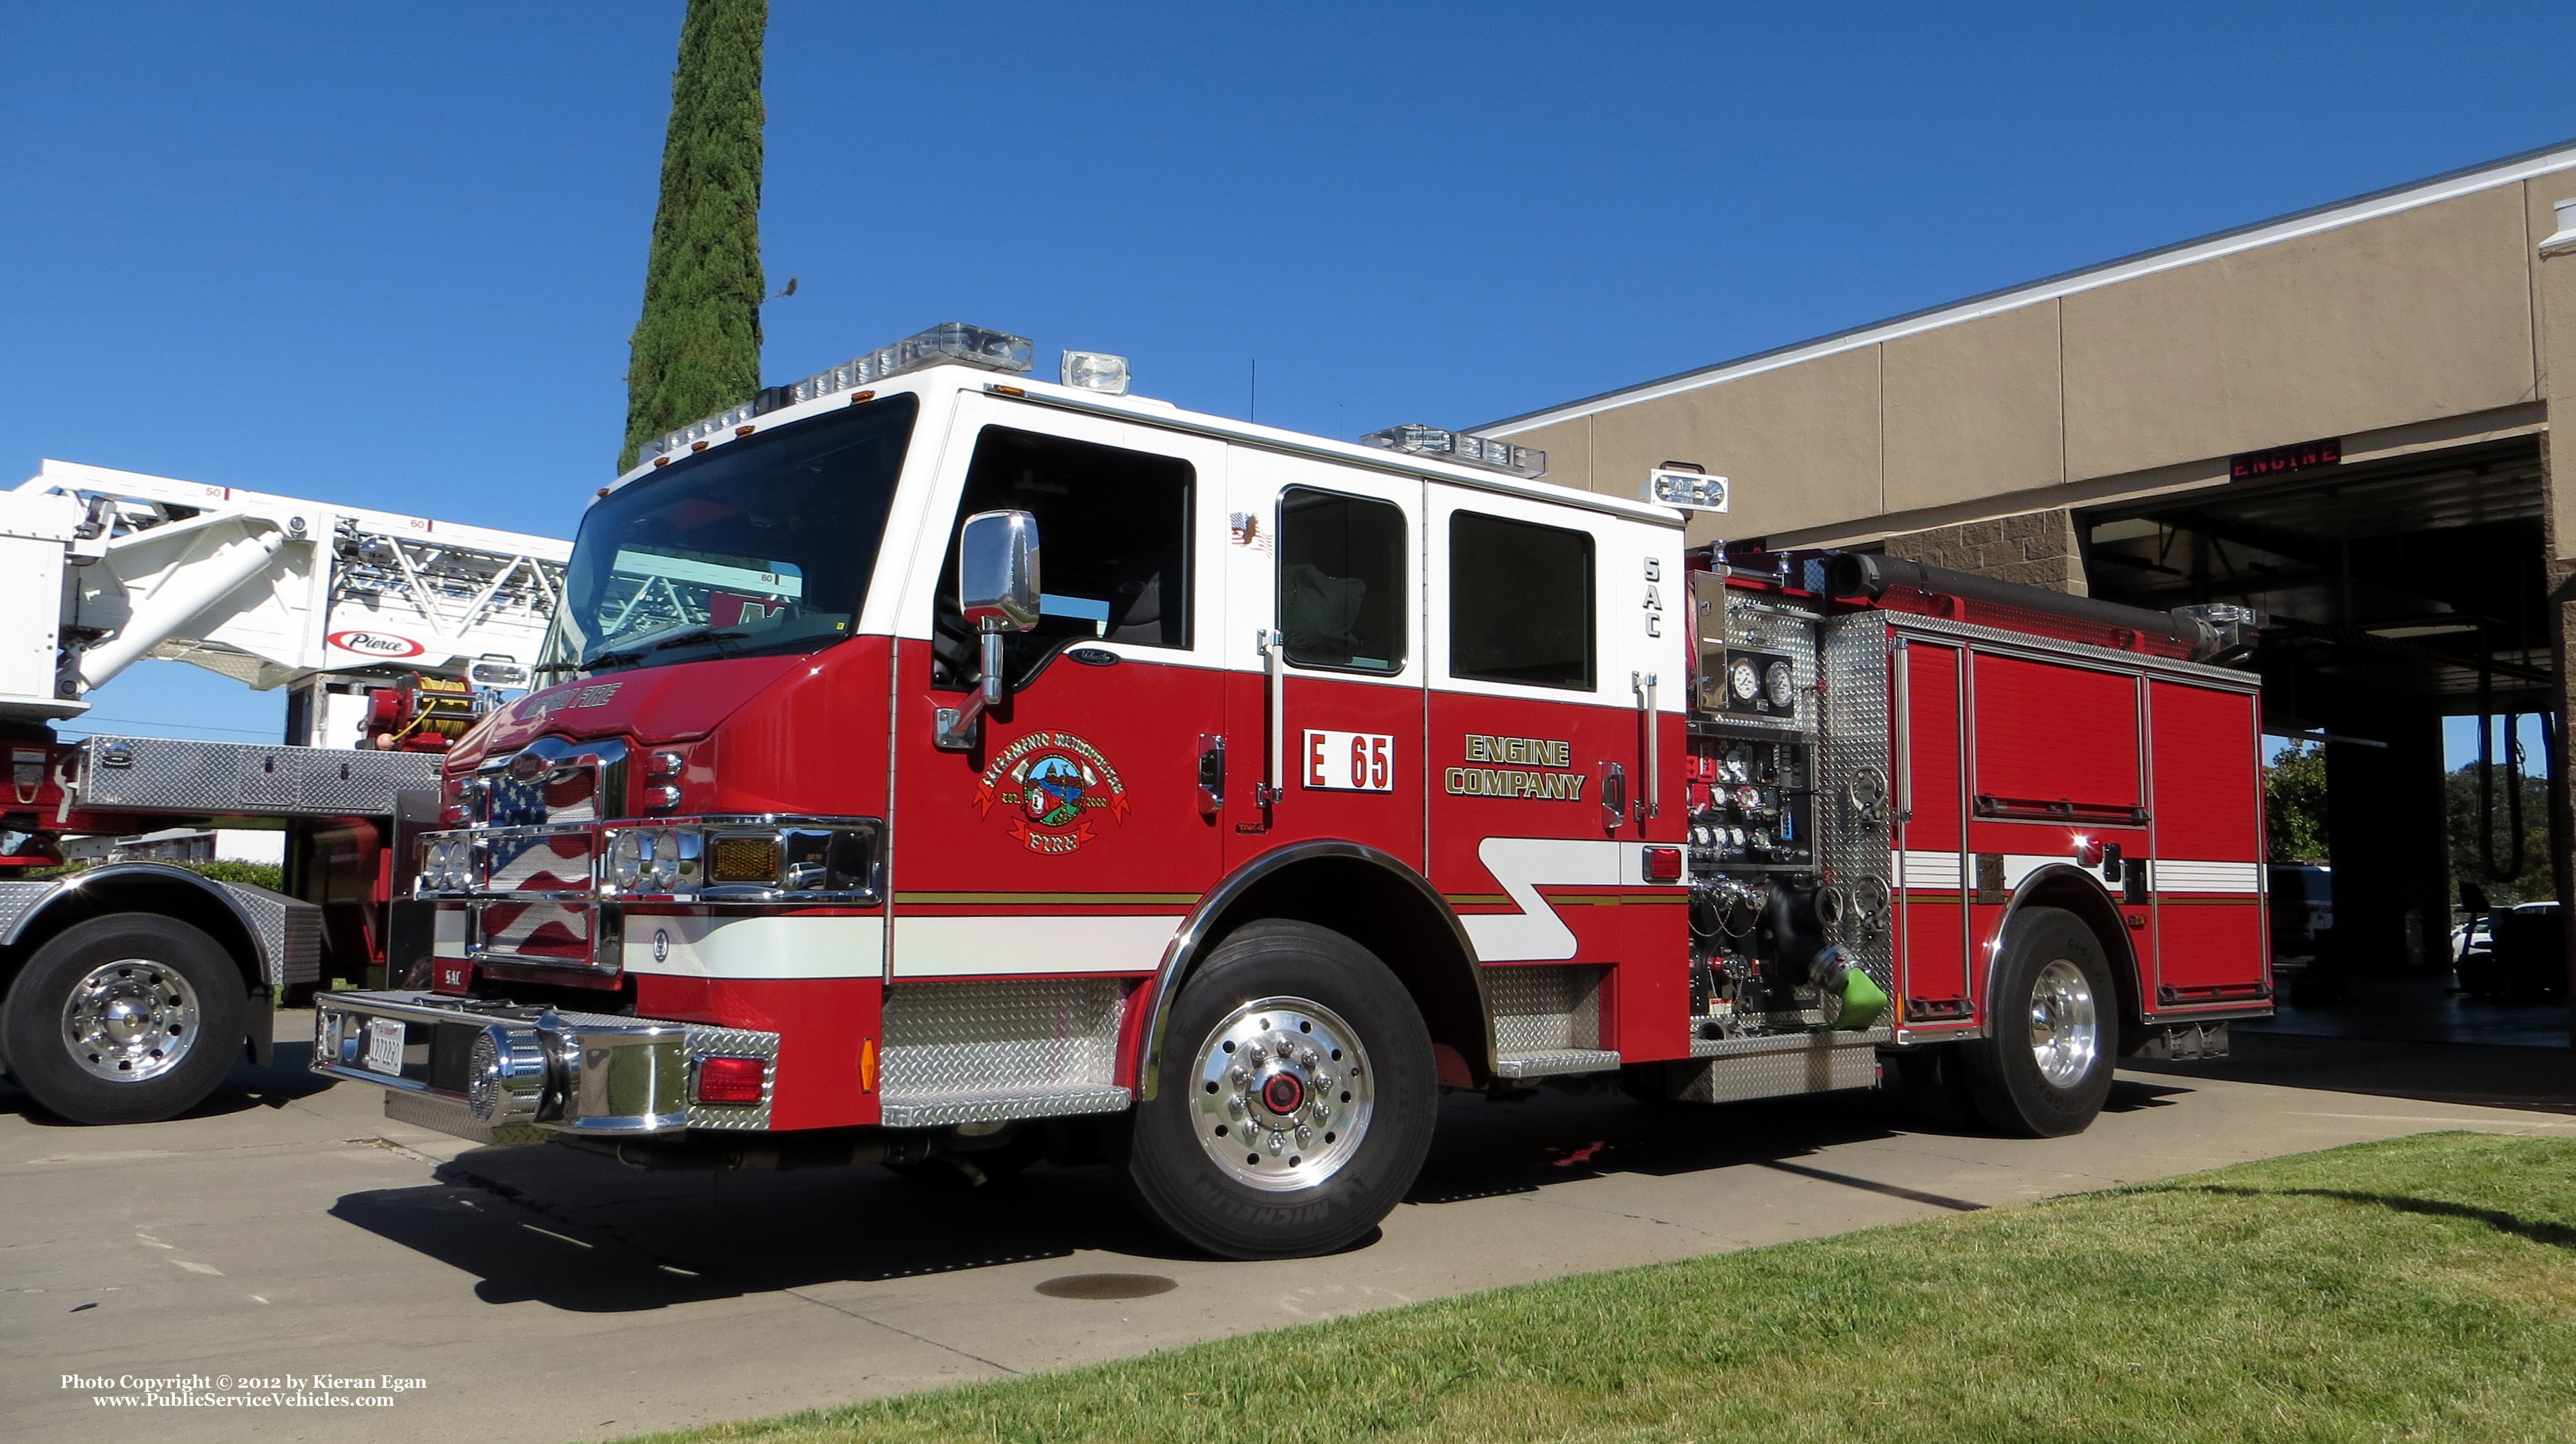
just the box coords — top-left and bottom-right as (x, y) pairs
(311, 991), (777, 1136)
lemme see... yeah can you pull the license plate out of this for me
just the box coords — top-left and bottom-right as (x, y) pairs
(364, 1018), (406, 1076)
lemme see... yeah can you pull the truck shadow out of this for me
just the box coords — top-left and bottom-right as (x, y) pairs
(330, 1148), (1195, 1311)
(325, 1076), (2191, 1312)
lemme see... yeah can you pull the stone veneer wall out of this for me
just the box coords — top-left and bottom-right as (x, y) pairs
(1878, 509), (2086, 596)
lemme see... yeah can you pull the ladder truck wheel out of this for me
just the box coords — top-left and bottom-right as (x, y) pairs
(1962, 907), (2118, 1138)
(1125, 920), (1436, 1260)
(3, 914), (248, 1125)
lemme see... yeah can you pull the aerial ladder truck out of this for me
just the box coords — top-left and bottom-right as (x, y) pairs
(0, 459), (567, 1123)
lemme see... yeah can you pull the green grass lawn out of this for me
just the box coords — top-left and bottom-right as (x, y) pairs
(629, 1132), (2576, 1443)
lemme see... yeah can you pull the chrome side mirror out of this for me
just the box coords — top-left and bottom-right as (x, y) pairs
(958, 509), (1040, 633)
(936, 510), (1040, 750)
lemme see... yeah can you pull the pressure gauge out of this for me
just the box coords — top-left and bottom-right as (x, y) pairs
(1765, 661), (1795, 709)
(1729, 657), (1761, 701)
(1733, 785), (1764, 813)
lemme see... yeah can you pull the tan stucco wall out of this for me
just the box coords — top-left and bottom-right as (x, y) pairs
(1510, 173), (2563, 552)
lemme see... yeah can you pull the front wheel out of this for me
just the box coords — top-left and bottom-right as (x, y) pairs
(1962, 907), (2119, 1137)
(1125, 920), (1435, 1260)
(2, 914), (248, 1125)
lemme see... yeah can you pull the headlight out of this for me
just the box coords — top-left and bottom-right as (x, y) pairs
(643, 829), (683, 891)
(608, 830), (646, 890)
(423, 838), (462, 892)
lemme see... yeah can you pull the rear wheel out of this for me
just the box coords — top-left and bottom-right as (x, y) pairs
(1963, 907), (2118, 1137)
(3, 915), (247, 1125)
(1125, 920), (1435, 1260)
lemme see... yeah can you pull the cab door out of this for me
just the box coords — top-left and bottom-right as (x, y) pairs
(1423, 485), (1688, 1061)
(1215, 450), (1425, 870)
(886, 395), (1228, 983)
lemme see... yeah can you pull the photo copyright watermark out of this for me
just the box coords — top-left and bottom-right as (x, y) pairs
(61, 1372), (429, 1409)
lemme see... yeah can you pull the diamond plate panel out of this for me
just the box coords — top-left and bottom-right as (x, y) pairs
(76, 735), (439, 817)
(1492, 1049), (1621, 1079)
(1485, 964), (1602, 1052)
(219, 882), (322, 987)
(684, 1024), (779, 1130)
(1693, 587), (1819, 733)
(1818, 615), (1896, 997)
(880, 978), (1128, 1120)
(0, 881), (49, 943)
(879, 1085), (1132, 1129)
(1675, 1034), (1879, 1103)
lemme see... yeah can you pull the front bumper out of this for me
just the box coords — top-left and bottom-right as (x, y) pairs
(311, 991), (779, 1142)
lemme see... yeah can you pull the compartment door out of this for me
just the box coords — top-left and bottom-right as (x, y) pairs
(1895, 640), (1970, 1010)
(2147, 680), (2267, 1000)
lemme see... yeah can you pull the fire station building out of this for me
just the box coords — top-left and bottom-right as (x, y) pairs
(1483, 139), (2576, 990)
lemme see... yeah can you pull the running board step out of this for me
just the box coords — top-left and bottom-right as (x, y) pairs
(1494, 1049), (1622, 1080)
(878, 1085), (1131, 1130)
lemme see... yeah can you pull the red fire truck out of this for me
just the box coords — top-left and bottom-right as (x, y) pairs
(310, 324), (2269, 1259)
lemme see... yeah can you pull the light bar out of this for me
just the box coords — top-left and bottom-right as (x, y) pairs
(1359, 424), (1546, 479)
(1643, 465), (1729, 513)
(638, 323), (1034, 464)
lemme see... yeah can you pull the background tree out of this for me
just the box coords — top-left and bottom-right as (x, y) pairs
(2265, 741), (2329, 865)
(619, 0), (768, 473)
(2445, 759), (2554, 904)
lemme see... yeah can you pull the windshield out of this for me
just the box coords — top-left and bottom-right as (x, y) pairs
(541, 393), (918, 674)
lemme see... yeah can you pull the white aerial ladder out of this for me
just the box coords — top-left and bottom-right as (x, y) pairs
(0, 461), (571, 1127)
(0, 459), (570, 747)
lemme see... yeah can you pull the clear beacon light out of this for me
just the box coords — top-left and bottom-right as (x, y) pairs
(1359, 425), (1547, 479)
(1060, 351), (1133, 395)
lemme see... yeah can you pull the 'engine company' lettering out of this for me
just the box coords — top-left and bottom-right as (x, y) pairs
(1462, 734), (1572, 768)
(1444, 766), (1588, 800)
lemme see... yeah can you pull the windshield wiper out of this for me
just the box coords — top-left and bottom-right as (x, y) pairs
(568, 629), (747, 674)
(651, 628), (746, 652)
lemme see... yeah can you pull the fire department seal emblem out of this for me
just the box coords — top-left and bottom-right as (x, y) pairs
(974, 731), (1131, 854)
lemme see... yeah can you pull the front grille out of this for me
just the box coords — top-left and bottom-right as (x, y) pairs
(457, 824), (605, 969)
(476, 735), (629, 827)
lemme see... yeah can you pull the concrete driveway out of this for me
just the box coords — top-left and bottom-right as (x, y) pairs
(5, 1013), (2570, 1443)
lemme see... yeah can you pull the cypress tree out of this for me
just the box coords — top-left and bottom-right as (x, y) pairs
(619, 0), (768, 473)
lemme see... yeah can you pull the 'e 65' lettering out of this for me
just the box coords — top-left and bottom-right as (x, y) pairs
(1303, 730), (1394, 792)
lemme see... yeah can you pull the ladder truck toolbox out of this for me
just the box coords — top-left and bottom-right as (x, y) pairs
(0, 463), (566, 1125)
(313, 324), (2271, 1258)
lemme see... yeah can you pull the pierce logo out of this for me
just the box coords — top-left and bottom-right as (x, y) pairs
(974, 731), (1131, 854)
(328, 629), (426, 659)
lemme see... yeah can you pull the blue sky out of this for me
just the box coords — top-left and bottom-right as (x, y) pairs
(7, 1), (2574, 747)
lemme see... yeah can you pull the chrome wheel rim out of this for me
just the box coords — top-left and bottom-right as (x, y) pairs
(1189, 996), (1373, 1192)
(62, 958), (202, 1082)
(2027, 958), (2098, 1089)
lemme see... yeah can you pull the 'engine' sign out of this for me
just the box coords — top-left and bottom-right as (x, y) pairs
(327, 629), (427, 659)
(1303, 730), (1394, 792)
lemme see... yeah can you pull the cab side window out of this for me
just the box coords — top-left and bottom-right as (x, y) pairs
(932, 427), (1193, 688)
(1279, 487), (1405, 674)
(1448, 511), (1594, 690)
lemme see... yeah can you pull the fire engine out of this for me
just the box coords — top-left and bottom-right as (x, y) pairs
(0, 463), (566, 1124)
(307, 324), (2269, 1259)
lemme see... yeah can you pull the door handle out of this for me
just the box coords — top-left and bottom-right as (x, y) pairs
(1196, 734), (1226, 815)
(1599, 761), (1628, 832)
(1631, 671), (1660, 824)
(1256, 629), (1284, 810)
